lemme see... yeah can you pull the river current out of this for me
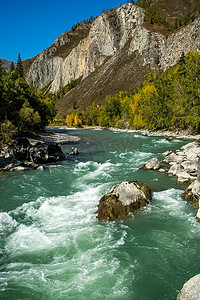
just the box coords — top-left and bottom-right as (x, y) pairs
(0, 128), (200, 300)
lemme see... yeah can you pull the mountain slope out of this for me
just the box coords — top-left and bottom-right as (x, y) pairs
(137, 0), (200, 18)
(25, 1), (200, 114)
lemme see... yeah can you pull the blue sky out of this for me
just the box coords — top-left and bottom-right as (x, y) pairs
(1, 0), (128, 62)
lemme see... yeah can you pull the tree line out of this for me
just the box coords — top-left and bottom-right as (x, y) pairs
(66, 51), (200, 133)
(70, 15), (97, 31)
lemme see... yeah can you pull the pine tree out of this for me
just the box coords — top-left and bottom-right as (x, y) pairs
(179, 51), (185, 66)
(10, 61), (15, 71)
(16, 52), (24, 77)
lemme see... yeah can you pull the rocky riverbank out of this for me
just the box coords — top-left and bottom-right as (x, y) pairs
(142, 140), (200, 210)
(58, 125), (200, 140)
(142, 141), (200, 184)
(110, 127), (200, 140)
(0, 132), (81, 173)
(0, 137), (65, 172)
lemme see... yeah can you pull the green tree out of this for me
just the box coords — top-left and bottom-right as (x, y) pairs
(0, 70), (55, 131)
(19, 102), (41, 132)
(172, 52), (200, 131)
(10, 61), (15, 71)
(0, 120), (17, 147)
(179, 51), (185, 66)
(16, 52), (24, 78)
(105, 95), (122, 121)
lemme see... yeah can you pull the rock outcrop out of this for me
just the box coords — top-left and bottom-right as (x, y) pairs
(25, 3), (200, 113)
(177, 274), (200, 300)
(96, 181), (152, 221)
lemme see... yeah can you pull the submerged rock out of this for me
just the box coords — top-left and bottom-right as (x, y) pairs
(10, 166), (27, 172)
(177, 274), (200, 300)
(96, 181), (152, 221)
(160, 150), (172, 157)
(68, 147), (79, 155)
(37, 165), (45, 171)
(38, 133), (81, 144)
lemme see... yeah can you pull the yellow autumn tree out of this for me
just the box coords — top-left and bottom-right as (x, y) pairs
(66, 114), (74, 127)
(66, 113), (82, 127)
(133, 83), (157, 129)
(66, 115), (70, 126)
(74, 114), (82, 127)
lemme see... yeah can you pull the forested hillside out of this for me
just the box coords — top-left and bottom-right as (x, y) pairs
(66, 51), (200, 132)
(135, 0), (200, 32)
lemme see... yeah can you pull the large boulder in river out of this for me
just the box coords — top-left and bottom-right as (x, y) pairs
(97, 181), (152, 221)
(177, 274), (200, 300)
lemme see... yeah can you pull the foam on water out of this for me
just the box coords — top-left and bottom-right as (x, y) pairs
(110, 149), (153, 167)
(0, 213), (18, 234)
(1, 181), (133, 299)
(152, 138), (171, 145)
(74, 160), (115, 177)
(5, 224), (53, 255)
(153, 189), (199, 230)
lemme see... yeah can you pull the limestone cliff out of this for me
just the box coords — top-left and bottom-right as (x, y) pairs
(26, 3), (200, 112)
(27, 4), (144, 91)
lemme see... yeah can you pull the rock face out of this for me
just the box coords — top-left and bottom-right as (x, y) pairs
(177, 274), (200, 300)
(25, 3), (200, 112)
(97, 181), (152, 221)
(27, 4), (145, 92)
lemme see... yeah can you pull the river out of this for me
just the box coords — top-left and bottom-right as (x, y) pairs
(0, 128), (199, 300)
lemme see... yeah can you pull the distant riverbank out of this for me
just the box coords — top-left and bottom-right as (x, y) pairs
(53, 125), (200, 140)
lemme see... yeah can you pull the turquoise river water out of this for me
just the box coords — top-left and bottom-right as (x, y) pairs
(0, 128), (200, 300)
